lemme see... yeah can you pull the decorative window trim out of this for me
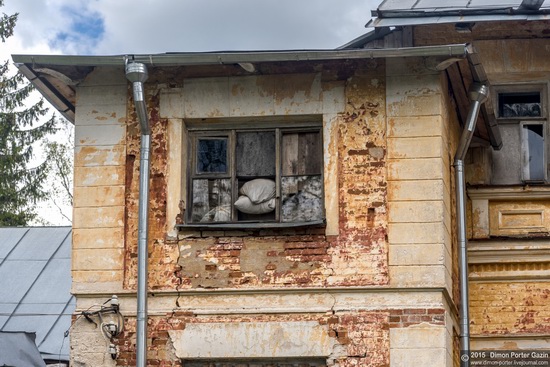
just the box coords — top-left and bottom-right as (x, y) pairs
(493, 84), (546, 122)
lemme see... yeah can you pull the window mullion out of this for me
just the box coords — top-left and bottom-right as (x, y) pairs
(230, 130), (237, 222)
(275, 128), (281, 222)
(186, 134), (195, 223)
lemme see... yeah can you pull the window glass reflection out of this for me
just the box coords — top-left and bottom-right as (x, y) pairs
(197, 139), (227, 173)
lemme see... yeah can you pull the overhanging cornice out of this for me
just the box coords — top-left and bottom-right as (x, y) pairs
(13, 44), (474, 124)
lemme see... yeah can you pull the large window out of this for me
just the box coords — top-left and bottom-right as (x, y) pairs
(186, 125), (324, 226)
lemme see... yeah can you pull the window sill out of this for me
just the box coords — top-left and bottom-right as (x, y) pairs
(177, 219), (325, 231)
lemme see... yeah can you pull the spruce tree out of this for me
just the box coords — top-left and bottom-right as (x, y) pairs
(0, 1), (57, 225)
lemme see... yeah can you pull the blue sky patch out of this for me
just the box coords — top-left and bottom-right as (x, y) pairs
(51, 5), (105, 53)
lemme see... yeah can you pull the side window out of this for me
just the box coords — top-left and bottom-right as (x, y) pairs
(498, 92), (541, 118)
(187, 126), (323, 225)
(522, 122), (545, 182)
(491, 86), (547, 185)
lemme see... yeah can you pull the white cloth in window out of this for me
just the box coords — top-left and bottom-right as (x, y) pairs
(234, 196), (275, 214)
(235, 178), (276, 214)
(239, 179), (276, 204)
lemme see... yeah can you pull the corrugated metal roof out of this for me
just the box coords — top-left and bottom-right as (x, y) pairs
(378, 0), (550, 12)
(0, 227), (74, 362)
(369, 0), (550, 27)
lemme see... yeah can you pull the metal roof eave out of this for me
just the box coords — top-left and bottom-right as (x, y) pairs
(13, 44), (474, 124)
(366, 13), (550, 28)
(16, 64), (75, 122)
(12, 44), (473, 68)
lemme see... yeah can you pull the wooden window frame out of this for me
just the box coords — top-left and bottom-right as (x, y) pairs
(181, 122), (325, 229)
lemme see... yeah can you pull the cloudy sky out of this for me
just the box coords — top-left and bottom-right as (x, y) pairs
(2, 0), (380, 225)
(3, 0), (379, 58)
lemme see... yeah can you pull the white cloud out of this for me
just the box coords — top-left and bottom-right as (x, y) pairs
(2, 0), (379, 225)
(4, 0), (378, 56)
(92, 0), (377, 53)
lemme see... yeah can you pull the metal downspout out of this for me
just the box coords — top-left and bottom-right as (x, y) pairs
(125, 61), (150, 367)
(454, 83), (488, 367)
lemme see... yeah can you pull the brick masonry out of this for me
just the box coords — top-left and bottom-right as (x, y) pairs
(110, 309), (446, 367)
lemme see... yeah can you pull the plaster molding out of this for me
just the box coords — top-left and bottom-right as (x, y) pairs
(468, 240), (550, 264)
(73, 287), (456, 318)
(468, 186), (550, 200)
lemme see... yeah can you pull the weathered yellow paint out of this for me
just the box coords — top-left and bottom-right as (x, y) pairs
(73, 248), (124, 271)
(73, 185), (125, 208)
(74, 165), (125, 187)
(72, 227), (125, 249)
(73, 206), (125, 229)
(74, 145), (126, 167)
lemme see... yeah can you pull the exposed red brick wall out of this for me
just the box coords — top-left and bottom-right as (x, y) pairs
(388, 308), (445, 328)
(124, 89), (181, 291)
(123, 62), (389, 292)
(112, 309), (445, 367)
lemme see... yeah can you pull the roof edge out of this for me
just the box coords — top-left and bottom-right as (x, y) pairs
(13, 44), (471, 68)
(13, 44), (472, 124)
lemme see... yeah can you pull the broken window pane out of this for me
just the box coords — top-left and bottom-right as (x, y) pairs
(188, 126), (324, 225)
(499, 92), (541, 118)
(236, 132), (276, 177)
(281, 175), (322, 222)
(522, 124), (545, 181)
(197, 138), (228, 173)
(191, 179), (232, 222)
(282, 132), (322, 176)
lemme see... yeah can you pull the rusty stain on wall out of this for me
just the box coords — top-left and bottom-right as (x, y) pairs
(72, 57), (458, 366)
(121, 62), (389, 292)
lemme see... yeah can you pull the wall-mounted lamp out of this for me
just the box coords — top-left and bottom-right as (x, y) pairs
(82, 295), (124, 360)
(109, 343), (118, 360)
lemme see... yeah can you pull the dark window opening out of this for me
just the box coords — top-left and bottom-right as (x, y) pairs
(499, 92), (541, 118)
(197, 138), (228, 173)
